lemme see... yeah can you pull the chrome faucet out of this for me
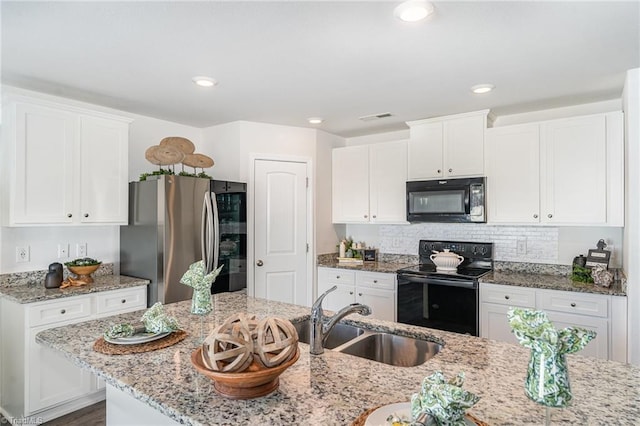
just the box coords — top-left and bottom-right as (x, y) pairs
(309, 285), (371, 355)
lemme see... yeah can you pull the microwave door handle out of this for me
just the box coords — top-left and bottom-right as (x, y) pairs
(211, 192), (220, 272)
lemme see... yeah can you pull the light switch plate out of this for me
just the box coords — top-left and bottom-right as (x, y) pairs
(76, 243), (87, 257)
(516, 239), (527, 255)
(57, 243), (69, 259)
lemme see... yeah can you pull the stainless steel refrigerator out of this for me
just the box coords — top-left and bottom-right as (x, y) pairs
(120, 175), (246, 306)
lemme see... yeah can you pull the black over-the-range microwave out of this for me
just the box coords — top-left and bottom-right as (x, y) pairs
(406, 177), (486, 223)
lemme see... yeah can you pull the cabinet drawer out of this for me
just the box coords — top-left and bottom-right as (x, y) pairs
(356, 272), (395, 290)
(537, 290), (608, 318)
(480, 283), (536, 307)
(96, 287), (147, 316)
(318, 268), (355, 286)
(29, 297), (91, 327)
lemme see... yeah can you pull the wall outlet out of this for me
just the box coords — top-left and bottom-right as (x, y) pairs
(15, 246), (30, 263)
(516, 239), (527, 255)
(76, 243), (87, 257)
(57, 243), (69, 259)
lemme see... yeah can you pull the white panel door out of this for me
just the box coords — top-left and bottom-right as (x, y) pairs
(254, 160), (308, 306)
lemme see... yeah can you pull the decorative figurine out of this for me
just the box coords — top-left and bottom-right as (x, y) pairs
(508, 308), (596, 425)
(44, 262), (63, 289)
(180, 260), (224, 315)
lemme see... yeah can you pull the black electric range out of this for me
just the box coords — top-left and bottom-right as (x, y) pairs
(396, 240), (493, 335)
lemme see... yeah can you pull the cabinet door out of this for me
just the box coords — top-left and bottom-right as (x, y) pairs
(479, 303), (521, 346)
(79, 115), (129, 224)
(357, 287), (395, 322)
(544, 311), (609, 359)
(369, 141), (408, 223)
(485, 124), (540, 223)
(444, 114), (485, 177)
(317, 268), (356, 312)
(12, 103), (76, 224)
(28, 326), (92, 413)
(408, 122), (443, 180)
(332, 146), (370, 223)
(541, 115), (607, 224)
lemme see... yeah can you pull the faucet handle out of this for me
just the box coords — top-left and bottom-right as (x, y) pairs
(313, 285), (337, 310)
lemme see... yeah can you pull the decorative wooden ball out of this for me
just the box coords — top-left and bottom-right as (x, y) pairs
(202, 323), (254, 373)
(254, 317), (299, 368)
(219, 313), (259, 340)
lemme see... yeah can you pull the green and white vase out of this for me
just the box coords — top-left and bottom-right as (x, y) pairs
(508, 308), (596, 408)
(179, 261), (224, 315)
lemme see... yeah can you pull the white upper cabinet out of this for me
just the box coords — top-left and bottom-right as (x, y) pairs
(407, 110), (489, 180)
(486, 112), (624, 226)
(4, 97), (131, 226)
(485, 123), (541, 223)
(332, 140), (407, 224)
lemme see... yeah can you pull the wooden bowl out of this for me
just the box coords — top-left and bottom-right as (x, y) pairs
(67, 264), (100, 284)
(190, 346), (299, 399)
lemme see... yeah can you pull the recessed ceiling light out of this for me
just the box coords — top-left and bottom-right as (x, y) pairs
(471, 84), (495, 94)
(308, 117), (324, 125)
(394, 1), (434, 22)
(192, 76), (218, 88)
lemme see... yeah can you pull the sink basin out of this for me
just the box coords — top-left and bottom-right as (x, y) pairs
(293, 319), (441, 366)
(293, 319), (365, 349)
(336, 333), (442, 367)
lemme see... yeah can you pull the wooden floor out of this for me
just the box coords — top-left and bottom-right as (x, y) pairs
(42, 401), (105, 426)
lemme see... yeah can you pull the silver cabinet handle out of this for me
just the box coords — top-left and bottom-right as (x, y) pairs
(533, 214), (538, 219)
(364, 214), (368, 218)
(121, 299), (126, 304)
(570, 302), (576, 307)
(60, 309), (66, 314)
(336, 275), (340, 279)
(256, 260), (264, 267)
(67, 213), (72, 218)
(548, 214), (553, 218)
(437, 169), (441, 174)
(372, 215), (376, 219)
(358, 293), (363, 297)
(504, 295), (510, 300)
(349, 291), (354, 295)
(84, 213), (89, 218)
(448, 168), (453, 173)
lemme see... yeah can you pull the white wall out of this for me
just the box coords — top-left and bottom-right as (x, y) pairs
(0, 87), (204, 274)
(623, 68), (639, 365)
(315, 130), (345, 254)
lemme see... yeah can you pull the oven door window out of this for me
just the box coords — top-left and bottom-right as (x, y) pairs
(409, 190), (466, 214)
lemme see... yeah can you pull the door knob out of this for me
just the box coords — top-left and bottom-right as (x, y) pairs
(256, 260), (264, 267)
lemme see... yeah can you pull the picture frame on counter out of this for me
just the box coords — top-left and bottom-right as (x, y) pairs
(585, 249), (611, 269)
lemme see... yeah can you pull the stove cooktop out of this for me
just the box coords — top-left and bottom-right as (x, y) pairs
(397, 263), (491, 279)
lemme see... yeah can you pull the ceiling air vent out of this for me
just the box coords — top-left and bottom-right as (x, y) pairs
(358, 112), (393, 121)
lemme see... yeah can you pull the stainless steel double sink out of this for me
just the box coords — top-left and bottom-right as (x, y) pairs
(293, 319), (442, 367)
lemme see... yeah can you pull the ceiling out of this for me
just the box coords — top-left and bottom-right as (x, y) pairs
(2, 1), (639, 137)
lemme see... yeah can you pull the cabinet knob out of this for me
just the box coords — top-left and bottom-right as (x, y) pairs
(121, 299), (126, 304)
(437, 169), (441, 174)
(60, 309), (66, 314)
(504, 295), (510, 300)
(448, 168), (453, 173)
(84, 213), (89, 218)
(548, 214), (553, 218)
(570, 302), (576, 307)
(364, 214), (368, 218)
(533, 214), (538, 219)
(372, 215), (376, 219)
(336, 275), (340, 279)
(67, 213), (72, 218)
(373, 280), (378, 283)
(358, 293), (363, 297)
(349, 291), (354, 295)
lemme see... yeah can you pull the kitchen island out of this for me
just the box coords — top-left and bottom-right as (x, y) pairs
(36, 292), (639, 425)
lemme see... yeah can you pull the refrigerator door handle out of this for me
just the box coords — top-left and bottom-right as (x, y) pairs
(201, 193), (209, 268)
(211, 192), (220, 273)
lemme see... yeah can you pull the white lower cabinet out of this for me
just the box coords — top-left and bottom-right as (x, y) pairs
(480, 282), (627, 361)
(0, 286), (147, 422)
(317, 267), (396, 322)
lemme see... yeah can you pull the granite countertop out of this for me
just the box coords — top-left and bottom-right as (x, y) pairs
(317, 259), (415, 274)
(0, 275), (150, 304)
(36, 292), (639, 425)
(481, 270), (627, 297)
